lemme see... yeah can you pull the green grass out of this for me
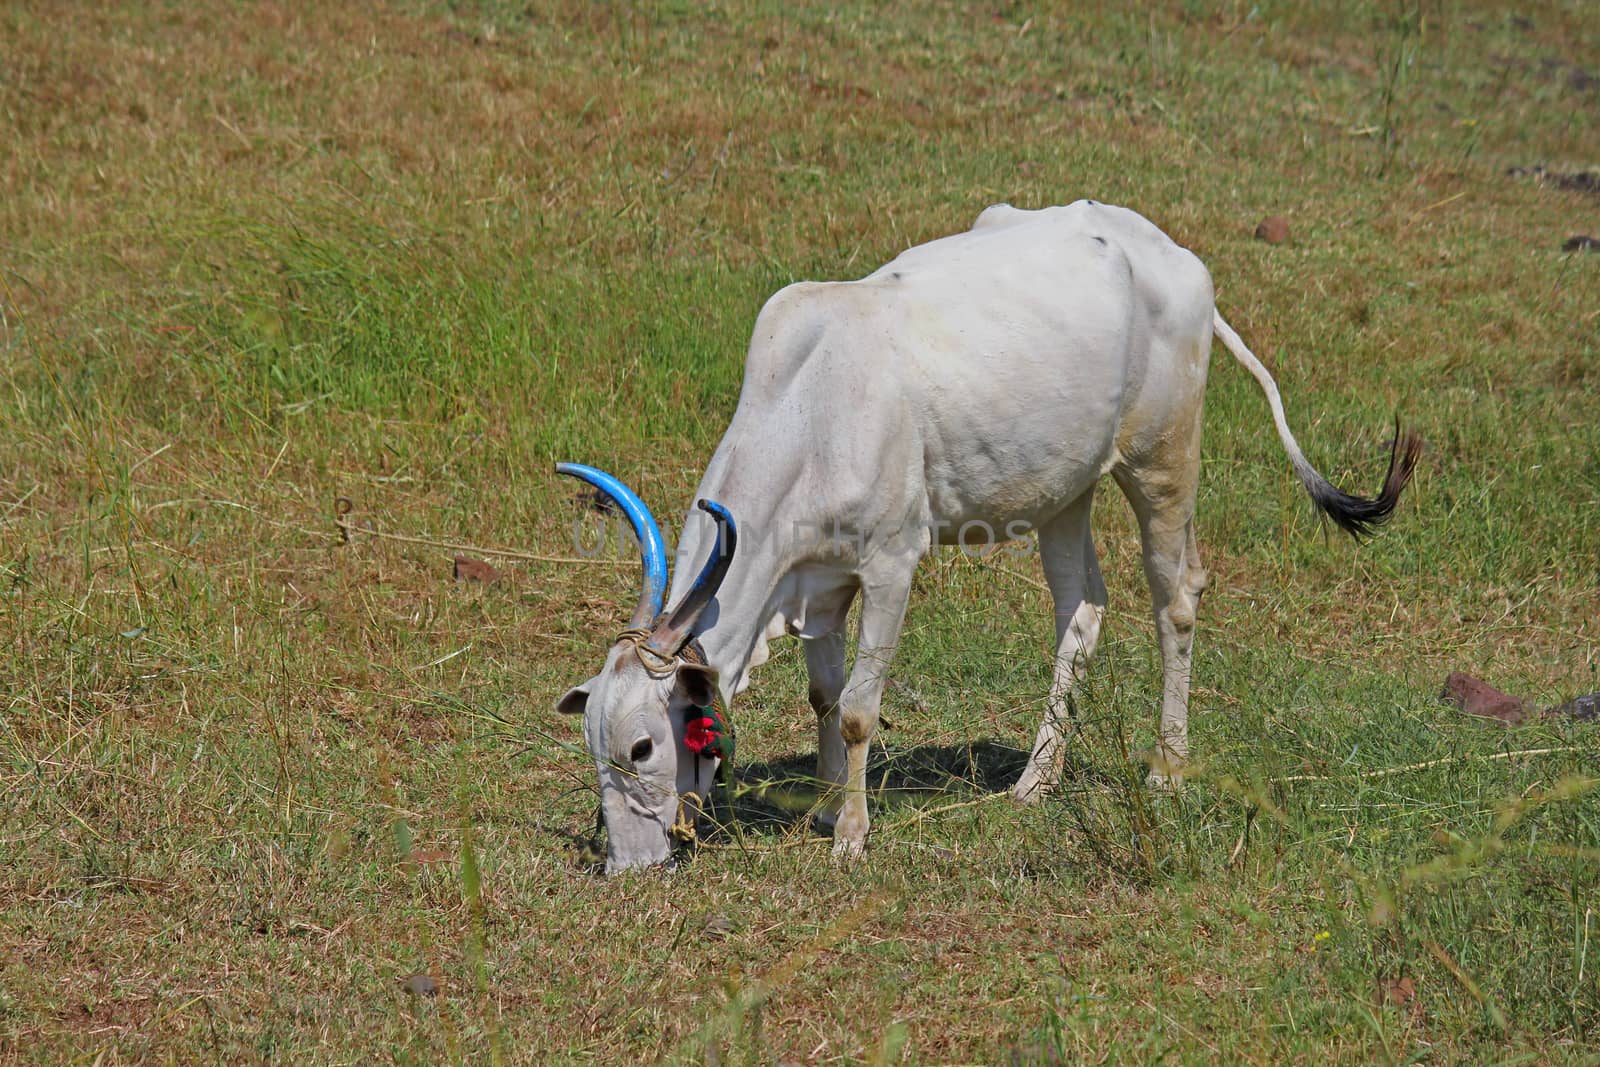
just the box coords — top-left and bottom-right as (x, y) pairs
(2, 0), (1598, 1062)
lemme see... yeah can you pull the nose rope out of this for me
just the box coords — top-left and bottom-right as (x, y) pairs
(669, 790), (702, 845)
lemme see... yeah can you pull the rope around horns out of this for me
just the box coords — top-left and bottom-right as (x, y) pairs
(614, 627), (708, 678)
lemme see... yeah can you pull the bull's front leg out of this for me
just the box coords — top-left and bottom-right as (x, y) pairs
(831, 562), (917, 860)
(804, 630), (848, 830)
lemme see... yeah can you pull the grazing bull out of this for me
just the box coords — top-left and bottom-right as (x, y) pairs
(557, 201), (1419, 873)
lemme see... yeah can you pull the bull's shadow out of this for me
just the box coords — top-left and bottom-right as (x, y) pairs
(717, 738), (1032, 837)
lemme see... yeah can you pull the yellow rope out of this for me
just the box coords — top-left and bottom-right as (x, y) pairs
(613, 627), (679, 678)
(613, 627), (710, 677)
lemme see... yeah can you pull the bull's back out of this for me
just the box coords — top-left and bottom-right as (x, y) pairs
(726, 202), (1215, 534)
(872, 203), (1211, 529)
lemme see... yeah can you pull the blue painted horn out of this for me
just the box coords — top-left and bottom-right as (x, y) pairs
(555, 463), (667, 627)
(647, 499), (737, 655)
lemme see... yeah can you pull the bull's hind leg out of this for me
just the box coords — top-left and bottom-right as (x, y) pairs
(1114, 462), (1206, 790)
(1184, 522), (1209, 609)
(1012, 492), (1107, 802)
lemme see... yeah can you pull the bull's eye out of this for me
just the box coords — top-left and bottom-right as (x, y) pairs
(629, 737), (654, 765)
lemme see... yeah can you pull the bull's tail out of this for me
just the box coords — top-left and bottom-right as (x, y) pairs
(1214, 311), (1421, 540)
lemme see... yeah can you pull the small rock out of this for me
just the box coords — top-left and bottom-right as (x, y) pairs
(402, 974), (438, 998)
(1254, 216), (1290, 244)
(1378, 975), (1422, 1018)
(575, 487), (618, 515)
(1547, 692), (1599, 721)
(1440, 671), (1531, 725)
(1508, 165), (1600, 195)
(1562, 235), (1599, 252)
(410, 849), (454, 866)
(1383, 976), (1416, 1005)
(452, 556), (499, 583)
(1552, 171), (1597, 193)
(702, 913), (737, 940)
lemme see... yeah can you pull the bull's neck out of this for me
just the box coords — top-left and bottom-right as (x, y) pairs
(663, 478), (789, 706)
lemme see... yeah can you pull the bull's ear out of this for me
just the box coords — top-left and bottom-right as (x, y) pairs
(674, 662), (718, 709)
(555, 680), (593, 716)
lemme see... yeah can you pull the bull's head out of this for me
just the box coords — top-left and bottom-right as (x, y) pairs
(554, 464), (737, 874)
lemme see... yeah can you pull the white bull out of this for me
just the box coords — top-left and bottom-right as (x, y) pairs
(557, 200), (1419, 873)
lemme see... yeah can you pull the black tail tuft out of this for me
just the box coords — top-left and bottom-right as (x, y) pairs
(1301, 417), (1423, 541)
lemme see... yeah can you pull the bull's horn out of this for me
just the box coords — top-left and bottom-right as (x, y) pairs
(555, 463), (667, 628)
(646, 499), (737, 655)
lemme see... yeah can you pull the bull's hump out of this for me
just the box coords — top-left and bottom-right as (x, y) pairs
(740, 281), (843, 399)
(865, 211), (1134, 292)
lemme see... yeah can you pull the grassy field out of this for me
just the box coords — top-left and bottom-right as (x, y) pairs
(2, 0), (1597, 1062)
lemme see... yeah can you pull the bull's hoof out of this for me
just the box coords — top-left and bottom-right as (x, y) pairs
(831, 834), (867, 862)
(1144, 769), (1184, 794)
(1143, 746), (1186, 794)
(1010, 776), (1051, 804)
(830, 809), (869, 861)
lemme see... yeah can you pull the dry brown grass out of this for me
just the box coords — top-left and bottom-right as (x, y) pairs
(2, 1), (1598, 1062)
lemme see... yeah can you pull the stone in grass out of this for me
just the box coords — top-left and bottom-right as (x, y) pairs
(701, 913), (737, 940)
(452, 555), (499, 583)
(1506, 166), (1600, 195)
(1254, 215), (1290, 244)
(402, 974), (438, 998)
(1379, 976), (1422, 1019)
(575, 487), (618, 515)
(1440, 671), (1531, 725)
(1548, 692), (1599, 721)
(410, 848), (454, 866)
(1441, 671), (1600, 725)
